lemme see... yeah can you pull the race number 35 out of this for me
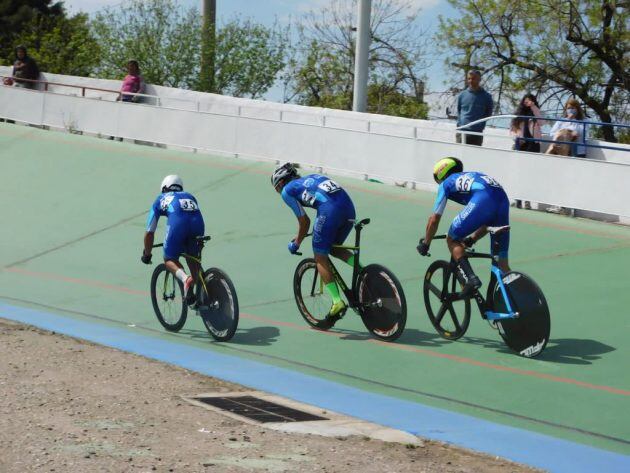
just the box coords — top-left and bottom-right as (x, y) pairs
(179, 199), (198, 211)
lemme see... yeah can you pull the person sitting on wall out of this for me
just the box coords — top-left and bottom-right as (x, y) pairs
(118, 60), (144, 103)
(11, 45), (40, 90)
(547, 98), (587, 158)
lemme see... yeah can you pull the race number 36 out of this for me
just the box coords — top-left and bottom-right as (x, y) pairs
(455, 175), (474, 192)
(179, 199), (198, 211)
(318, 179), (341, 193)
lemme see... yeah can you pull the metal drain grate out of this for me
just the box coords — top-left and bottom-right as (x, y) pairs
(196, 395), (328, 423)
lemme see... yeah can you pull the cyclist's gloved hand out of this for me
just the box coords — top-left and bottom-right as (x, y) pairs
(141, 251), (152, 265)
(417, 239), (430, 256)
(463, 236), (475, 248)
(288, 240), (300, 254)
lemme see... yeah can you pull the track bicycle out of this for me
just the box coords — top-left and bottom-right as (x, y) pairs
(421, 226), (550, 357)
(150, 235), (239, 341)
(293, 218), (407, 341)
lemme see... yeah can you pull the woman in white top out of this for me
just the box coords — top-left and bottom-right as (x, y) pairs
(549, 98), (588, 157)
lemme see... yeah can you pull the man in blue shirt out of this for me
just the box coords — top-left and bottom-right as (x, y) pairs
(456, 70), (493, 146)
(272, 163), (356, 321)
(417, 157), (510, 294)
(141, 175), (205, 304)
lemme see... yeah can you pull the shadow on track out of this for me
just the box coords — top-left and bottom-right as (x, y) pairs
(179, 326), (280, 346)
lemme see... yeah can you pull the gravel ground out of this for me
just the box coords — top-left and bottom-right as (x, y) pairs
(0, 318), (543, 473)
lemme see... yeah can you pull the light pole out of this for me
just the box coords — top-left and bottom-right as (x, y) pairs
(352, 0), (371, 112)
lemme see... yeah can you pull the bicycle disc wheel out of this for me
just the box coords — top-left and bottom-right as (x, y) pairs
(198, 268), (239, 341)
(150, 264), (187, 332)
(423, 260), (471, 340)
(293, 258), (335, 329)
(357, 264), (407, 341)
(488, 271), (550, 358)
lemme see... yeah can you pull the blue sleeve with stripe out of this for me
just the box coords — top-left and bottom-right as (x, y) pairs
(432, 183), (448, 215)
(281, 187), (305, 217)
(145, 196), (161, 232)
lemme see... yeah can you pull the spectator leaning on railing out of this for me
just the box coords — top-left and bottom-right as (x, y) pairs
(118, 60), (144, 103)
(510, 93), (543, 153)
(455, 70), (493, 146)
(10, 45), (40, 90)
(547, 98), (587, 158)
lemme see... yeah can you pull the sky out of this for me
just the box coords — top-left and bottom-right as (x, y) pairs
(63, 0), (458, 113)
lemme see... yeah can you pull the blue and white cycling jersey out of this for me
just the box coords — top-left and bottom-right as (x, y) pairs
(281, 174), (350, 217)
(146, 191), (202, 231)
(433, 172), (510, 258)
(281, 174), (356, 255)
(146, 191), (205, 260)
(432, 172), (505, 215)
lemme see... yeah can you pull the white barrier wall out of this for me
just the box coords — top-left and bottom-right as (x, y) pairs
(1, 79), (629, 218)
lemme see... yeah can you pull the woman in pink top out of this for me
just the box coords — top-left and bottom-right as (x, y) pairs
(510, 93), (543, 153)
(119, 60), (144, 102)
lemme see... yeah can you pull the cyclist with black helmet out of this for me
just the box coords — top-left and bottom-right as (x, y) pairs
(141, 175), (205, 305)
(417, 157), (511, 293)
(271, 163), (356, 321)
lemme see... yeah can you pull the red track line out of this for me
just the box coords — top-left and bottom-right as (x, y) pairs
(4, 266), (630, 396)
(5, 267), (148, 296)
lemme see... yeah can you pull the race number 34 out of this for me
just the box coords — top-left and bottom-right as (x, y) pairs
(318, 179), (341, 193)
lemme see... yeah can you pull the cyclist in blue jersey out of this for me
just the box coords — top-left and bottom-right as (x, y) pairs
(417, 157), (511, 294)
(141, 175), (205, 305)
(271, 163), (356, 321)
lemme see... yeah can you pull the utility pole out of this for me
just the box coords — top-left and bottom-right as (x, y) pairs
(352, 0), (371, 112)
(200, 0), (216, 92)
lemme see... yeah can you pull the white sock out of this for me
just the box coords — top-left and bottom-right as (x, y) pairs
(175, 269), (188, 284)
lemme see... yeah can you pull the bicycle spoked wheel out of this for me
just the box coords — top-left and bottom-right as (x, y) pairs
(423, 260), (471, 340)
(293, 258), (335, 329)
(150, 264), (187, 332)
(357, 264), (407, 341)
(488, 271), (550, 358)
(197, 268), (239, 341)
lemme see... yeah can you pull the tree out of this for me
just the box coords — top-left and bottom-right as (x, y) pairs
(211, 17), (289, 98)
(0, 0), (64, 64)
(91, 1), (289, 98)
(286, 0), (430, 119)
(91, 0), (202, 88)
(437, 0), (629, 141)
(13, 13), (101, 77)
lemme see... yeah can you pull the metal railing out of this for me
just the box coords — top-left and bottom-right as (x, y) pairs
(1, 74), (159, 103)
(457, 115), (629, 153)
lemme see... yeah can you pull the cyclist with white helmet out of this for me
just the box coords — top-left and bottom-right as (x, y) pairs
(417, 157), (511, 293)
(272, 163), (356, 322)
(141, 175), (205, 305)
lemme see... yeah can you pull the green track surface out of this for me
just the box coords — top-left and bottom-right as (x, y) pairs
(1, 123), (629, 454)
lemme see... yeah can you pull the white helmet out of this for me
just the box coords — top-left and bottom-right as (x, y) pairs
(161, 175), (183, 193)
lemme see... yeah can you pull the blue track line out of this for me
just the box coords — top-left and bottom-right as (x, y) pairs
(1, 302), (628, 473)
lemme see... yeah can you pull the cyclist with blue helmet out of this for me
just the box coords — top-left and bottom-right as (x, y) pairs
(141, 175), (205, 305)
(272, 163), (356, 323)
(417, 157), (511, 294)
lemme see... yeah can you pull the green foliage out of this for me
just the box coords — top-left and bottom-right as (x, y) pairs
(0, 0), (64, 64)
(212, 17), (289, 98)
(91, 0), (202, 88)
(437, 0), (629, 141)
(287, 0), (429, 119)
(91, 1), (288, 97)
(13, 13), (100, 76)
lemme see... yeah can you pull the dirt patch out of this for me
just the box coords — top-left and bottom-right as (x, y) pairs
(0, 318), (543, 472)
